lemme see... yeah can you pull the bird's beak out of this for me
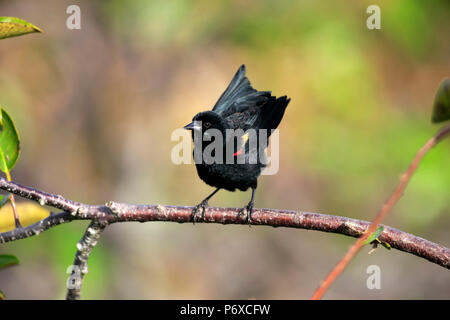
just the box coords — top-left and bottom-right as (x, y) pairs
(183, 121), (201, 131)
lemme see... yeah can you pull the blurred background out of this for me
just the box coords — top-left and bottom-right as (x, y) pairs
(0, 0), (449, 299)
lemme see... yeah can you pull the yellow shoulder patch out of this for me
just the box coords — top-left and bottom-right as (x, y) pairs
(242, 132), (249, 145)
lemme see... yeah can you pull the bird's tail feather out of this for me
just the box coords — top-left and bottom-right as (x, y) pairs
(260, 96), (290, 136)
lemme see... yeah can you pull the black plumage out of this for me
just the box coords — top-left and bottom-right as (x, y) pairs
(183, 65), (290, 222)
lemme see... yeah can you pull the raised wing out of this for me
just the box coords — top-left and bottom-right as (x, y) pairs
(212, 65), (271, 116)
(225, 96), (290, 134)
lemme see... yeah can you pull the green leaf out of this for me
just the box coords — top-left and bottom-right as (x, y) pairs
(0, 288), (5, 300)
(0, 254), (19, 269)
(432, 79), (450, 123)
(0, 17), (42, 39)
(0, 194), (10, 209)
(0, 108), (20, 173)
(363, 226), (384, 245)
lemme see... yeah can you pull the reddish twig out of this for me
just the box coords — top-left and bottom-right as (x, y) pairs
(311, 124), (450, 300)
(3, 169), (21, 228)
(9, 194), (21, 228)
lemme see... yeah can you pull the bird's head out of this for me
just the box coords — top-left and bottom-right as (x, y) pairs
(183, 111), (227, 138)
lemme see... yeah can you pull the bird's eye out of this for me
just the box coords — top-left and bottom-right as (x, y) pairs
(204, 122), (211, 128)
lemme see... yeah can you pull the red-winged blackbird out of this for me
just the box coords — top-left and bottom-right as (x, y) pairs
(183, 65), (290, 222)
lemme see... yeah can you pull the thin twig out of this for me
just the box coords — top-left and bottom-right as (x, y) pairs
(0, 212), (73, 243)
(4, 169), (21, 228)
(311, 123), (450, 300)
(9, 194), (20, 229)
(0, 178), (82, 213)
(66, 220), (108, 300)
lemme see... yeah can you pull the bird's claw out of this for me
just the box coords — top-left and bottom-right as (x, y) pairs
(191, 200), (209, 224)
(237, 203), (254, 224)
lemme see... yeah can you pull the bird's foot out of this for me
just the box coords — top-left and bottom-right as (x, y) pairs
(237, 202), (254, 225)
(190, 199), (209, 224)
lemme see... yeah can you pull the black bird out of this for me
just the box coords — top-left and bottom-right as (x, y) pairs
(183, 65), (290, 222)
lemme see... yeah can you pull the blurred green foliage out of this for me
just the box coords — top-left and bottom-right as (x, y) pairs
(0, 254), (19, 268)
(432, 79), (450, 123)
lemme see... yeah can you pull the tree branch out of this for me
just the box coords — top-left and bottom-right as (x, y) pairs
(0, 211), (73, 243)
(0, 178), (448, 270)
(66, 220), (108, 300)
(0, 178), (82, 213)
